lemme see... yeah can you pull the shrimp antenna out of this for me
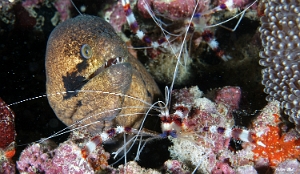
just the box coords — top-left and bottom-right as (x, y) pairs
(166, 0), (201, 109)
(70, 0), (82, 15)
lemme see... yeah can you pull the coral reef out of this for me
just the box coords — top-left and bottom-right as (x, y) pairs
(168, 86), (251, 173)
(1, 0), (300, 173)
(259, 0), (300, 132)
(251, 103), (300, 167)
(164, 160), (190, 174)
(0, 98), (16, 149)
(168, 86), (300, 173)
(0, 0), (73, 35)
(0, 98), (16, 174)
(17, 131), (110, 173)
(8, 85), (300, 173)
(137, 0), (210, 21)
(111, 161), (160, 173)
(275, 159), (300, 174)
(215, 86), (241, 110)
(22, 0), (71, 23)
(103, 1), (128, 33)
(53, 0), (71, 23)
(0, 0), (19, 24)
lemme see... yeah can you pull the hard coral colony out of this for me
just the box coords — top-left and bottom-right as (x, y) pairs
(0, 0), (300, 174)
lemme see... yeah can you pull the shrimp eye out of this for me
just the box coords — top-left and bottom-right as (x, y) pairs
(80, 44), (93, 59)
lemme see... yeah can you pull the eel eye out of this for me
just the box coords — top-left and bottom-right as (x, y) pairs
(80, 44), (93, 59)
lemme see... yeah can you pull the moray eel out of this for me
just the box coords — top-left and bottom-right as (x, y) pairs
(45, 15), (161, 135)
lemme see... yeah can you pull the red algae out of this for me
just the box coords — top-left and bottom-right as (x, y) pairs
(251, 107), (300, 167)
(253, 124), (300, 166)
(0, 98), (16, 149)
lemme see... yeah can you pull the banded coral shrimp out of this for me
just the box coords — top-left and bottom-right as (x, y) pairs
(0, 0), (280, 173)
(120, 0), (266, 112)
(114, 1), (300, 172)
(101, 0), (261, 86)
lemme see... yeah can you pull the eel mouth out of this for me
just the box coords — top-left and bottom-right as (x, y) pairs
(62, 57), (126, 99)
(87, 57), (125, 81)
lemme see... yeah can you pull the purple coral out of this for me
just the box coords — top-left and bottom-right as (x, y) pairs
(17, 143), (51, 173)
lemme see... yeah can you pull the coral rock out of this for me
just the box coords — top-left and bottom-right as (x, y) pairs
(251, 101), (300, 167)
(17, 139), (109, 173)
(215, 86), (241, 111)
(137, 0), (210, 21)
(0, 98), (16, 149)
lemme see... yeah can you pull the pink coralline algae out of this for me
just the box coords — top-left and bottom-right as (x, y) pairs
(21, 0), (71, 24)
(211, 162), (235, 174)
(17, 136), (110, 173)
(1, 161), (16, 174)
(104, 1), (127, 33)
(215, 86), (241, 111)
(53, 0), (71, 22)
(17, 143), (53, 173)
(164, 160), (190, 174)
(137, 0), (210, 21)
(218, 0), (252, 10)
(21, 0), (43, 8)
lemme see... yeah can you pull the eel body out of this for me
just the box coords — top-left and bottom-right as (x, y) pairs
(45, 15), (161, 134)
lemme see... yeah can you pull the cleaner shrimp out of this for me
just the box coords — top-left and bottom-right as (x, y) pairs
(0, 0), (280, 173)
